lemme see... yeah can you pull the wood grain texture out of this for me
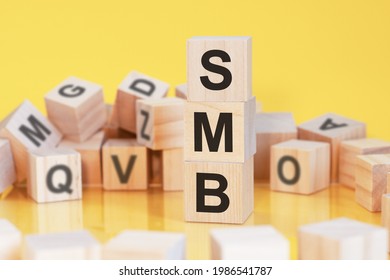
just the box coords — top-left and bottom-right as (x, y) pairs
(136, 97), (184, 150)
(187, 36), (252, 102)
(298, 217), (388, 259)
(355, 154), (390, 212)
(0, 100), (62, 183)
(0, 139), (16, 192)
(22, 230), (100, 260)
(298, 113), (366, 182)
(254, 112), (297, 181)
(0, 219), (22, 260)
(115, 71), (169, 133)
(339, 138), (390, 189)
(162, 148), (184, 191)
(270, 139), (330, 194)
(184, 157), (253, 224)
(103, 230), (185, 260)
(210, 225), (289, 260)
(27, 148), (82, 203)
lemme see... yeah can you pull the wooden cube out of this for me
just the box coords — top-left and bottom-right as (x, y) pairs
(0, 139), (16, 193)
(58, 131), (105, 187)
(382, 194), (390, 253)
(27, 148), (82, 203)
(0, 100), (62, 182)
(162, 148), (184, 191)
(102, 139), (148, 190)
(0, 219), (22, 260)
(115, 71), (169, 133)
(103, 230), (185, 260)
(339, 139), (390, 189)
(175, 83), (187, 99)
(210, 225), (289, 260)
(148, 149), (162, 188)
(185, 158), (253, 224)
(298, 217), (388, 259)
(187, 36), (251, 102)
(355, 154), (390, 212)
(136, 97), (185, 150)
(185, 97), (256, 163)
(45, 76), (106, 142)
(23, 230), (100, 259)
(270, 139), (330, 194)
(298, 113), (366, 182)
(254, 112), (297, 181)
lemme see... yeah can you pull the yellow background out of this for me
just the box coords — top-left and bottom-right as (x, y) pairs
(1, 1), (390, 260)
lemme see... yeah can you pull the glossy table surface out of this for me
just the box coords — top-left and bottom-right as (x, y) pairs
(0, 182), (388, 260)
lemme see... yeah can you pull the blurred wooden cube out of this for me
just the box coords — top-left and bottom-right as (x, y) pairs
(339, 138), (390, 189)
(175, 83), (187, 99)
(45, 76), (106, 142)
(210, 225), (289, 260)
(271, 139), (330, 194)
(102, 139), (148, 190)
(0, 139), (16, 193)
(299, 217), (388, 259)
(254, 112), (297, 181)
(298, 113), (365, 182)
(136, 97), (184, 150)
(23, 230), (100, 259)
(58, 131), (105, 187)
(115, 71), (169, 133)
(382, 194), (390, 253)
(162, 148), (184, 191)
(0, 100), (62, 182)
(103, 230), (185, 260)
(27, 148), (82, 203)
(0, 219), (22, 260)
(355, 154), (390, 212)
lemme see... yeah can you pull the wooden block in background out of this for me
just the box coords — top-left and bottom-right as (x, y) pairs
(298, 217), (388, 259)
(255, 101), (262, 113)
(175, 83), (187, 99)
(185, 97), (256, 163)
(23, 230), (100, 259)
(58, 131), (105, 187)
(162, 148), (184, 191)
(115, 71), (169, 133)
(185, 157), (253, 224)
(355, 154), (390, 212)
(45, 76), (106, 142)
(210, 225), (289, 260)
(0, 100), (62, 183)
(0, 139), (16, 193)
(103, 139), (148, 190)
(0, 219), (22, 260)
(148, 149), (162, 188)
(103, 230), (185, 260)
(187, 36), (252, 102)
(27, 148), (82, 203)
(102, 104), (136, 140)
(136, 97), (185, 150)
(382, 194), (390, 253)
(339, 138), (390, 189)
(254, 112), (297, 181)
(270, 140), (330, 195)
(298, 113), (366, 182)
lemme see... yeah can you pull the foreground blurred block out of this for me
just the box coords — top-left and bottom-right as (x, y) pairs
(23, 230), (100, 259)
(103, 230), (185, 259)
(27, 148), (82, 203)
(210, 225), (289, 260)
(45, 76), (106, 142)
(254, 112), (297, 181)
(0, 100), (62, 182)
(270, 139), (330, 195)
(298, 217), (388, 259)
(355, 154), (390, 212)
(298, 113), (365, 182)
(382, 194), (390, 252)
(0, 219), (22, 260)
(339, 138), (390, 189)
(0, 139), (16, 193)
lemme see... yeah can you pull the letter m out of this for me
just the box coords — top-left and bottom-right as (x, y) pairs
(19, 115), (51, 147)
(194, 112), (232, 152)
